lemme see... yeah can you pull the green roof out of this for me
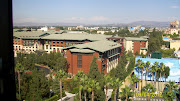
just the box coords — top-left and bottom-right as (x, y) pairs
(63, 40), (121, 53)
(125, 37), (148, 41)
(70, 49), (95, 53)
(41, 33), (111, 41)
(13, 32), (50, 39)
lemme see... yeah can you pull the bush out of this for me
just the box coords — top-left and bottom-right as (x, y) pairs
(45, 92), (66, 101)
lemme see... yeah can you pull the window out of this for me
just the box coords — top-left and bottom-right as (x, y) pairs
(57, 41), (59, 43)
(57, 45), (59, 47)
(53, 41), (55, 43)
(61, 41), (63, 44)
(53, 45), (55, 46)
(46, 45), (48, 49)
(77, 55), (82, 68)
(61, 45), (63, 47)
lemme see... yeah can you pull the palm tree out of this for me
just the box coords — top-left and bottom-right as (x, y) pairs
(55, 70), (67, 101)
(74, 71), (85, 101)
(140, 62), (145, 92)
(80, 75), (89, 101)
(121, 85), (134, 101)
(163, 66), (170, 82)
(128, 75), (141, 98)
(103, 75), (111, 101)
(165, 81), (178, 92)
(136, 59), (142, 91)
(149, 65), (155, 85)
(15, 63), (24, 100)
(159, 63), (165, 92)
(145, 61), (150, 86)
(110, 78), (122, 101)
(142, 83), (156, 101)
(163, 81), (179, 101)
(153, 62), (159, 89)
(87, 79), (101, 101)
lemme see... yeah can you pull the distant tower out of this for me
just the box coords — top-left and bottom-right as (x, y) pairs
(170, 20), (179, 35)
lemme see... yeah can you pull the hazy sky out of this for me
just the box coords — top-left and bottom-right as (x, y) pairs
(13, 0), (180, 24)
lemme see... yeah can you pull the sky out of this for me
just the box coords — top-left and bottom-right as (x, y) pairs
(13, 0), (180, 24)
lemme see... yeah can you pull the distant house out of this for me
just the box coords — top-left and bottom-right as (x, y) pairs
(123, 37), (148, 54)
(170, 40), (180, 51)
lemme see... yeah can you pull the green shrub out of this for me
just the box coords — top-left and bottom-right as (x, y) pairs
(45, 92), (66, 101)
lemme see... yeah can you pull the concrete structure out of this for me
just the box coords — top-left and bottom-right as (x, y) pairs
(123, 37), (148, 54)
(97, 31), (109, 34)
(62, 40), (121, 75)
(38, 26), (48, 32)
(170, 40), (180, 51)
(165, 20), (179, 35)
(170, 20), (179, 34)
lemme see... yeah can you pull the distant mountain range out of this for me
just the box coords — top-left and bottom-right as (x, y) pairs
(14, 21), (180, 27)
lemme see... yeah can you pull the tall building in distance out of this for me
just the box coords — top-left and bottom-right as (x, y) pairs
(170, 20), (179, 35)
(165, 20), (180, 35)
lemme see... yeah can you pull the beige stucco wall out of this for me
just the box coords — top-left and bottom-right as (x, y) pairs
(170, 40), (180, 51)
(124, 40), (133, 53)
(170, 29), (179, 35)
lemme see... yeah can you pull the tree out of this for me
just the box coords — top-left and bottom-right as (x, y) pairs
(55, 70), (67, 101)
(136, 59), (144, 91)
(145, 61), (150, 86)
(103, 75), (111, 101)
(74, 71), (86, 101)
(148, 29), (163, 52)
(163, 66), (170, 82)
(142, 83), (156, 101)
(158, 62), (165, 92)
(80, 75), (89, 101)
(140, 62), (145, 92)
(149, 65), (155, 85)
(87, 79), (101, 101)
(153, 62), (159, 90)
(128, 75), (141, 98)
(164, 81), (178, 92)
(15, 63), (24, 100)
(88, 56), (103, 82)
(120, 85), (134, 101)
(163, 81), (178, 101)
(88, 56), (105, 101)
(110, 77), (122, 101)
(27, 69), (50, 100)
(115, 48), (127, 80)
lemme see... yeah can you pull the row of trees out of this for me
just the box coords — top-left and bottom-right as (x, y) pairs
(15, 52), (68, 100)
(56, 56), (136, 101)
(15, 51), (68, 72)
(136, 59), (170, 92)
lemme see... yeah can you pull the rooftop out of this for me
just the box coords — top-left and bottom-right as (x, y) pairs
(42, 33), (111, 41)
(69, 49), (95, 53)
(124, 37), (148, 41)
(13, 32), (50, 39)
(63, 40), (121, 53)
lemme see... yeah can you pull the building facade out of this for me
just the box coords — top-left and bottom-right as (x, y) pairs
(123, 37), (148, 54)
(62, 40), (121, 75)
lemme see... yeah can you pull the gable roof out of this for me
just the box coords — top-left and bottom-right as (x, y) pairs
(62, 40), (121, 53)
(41, 33), (111, 41)
(124, 37), (148, 41)
(13, 32), (50, 39)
